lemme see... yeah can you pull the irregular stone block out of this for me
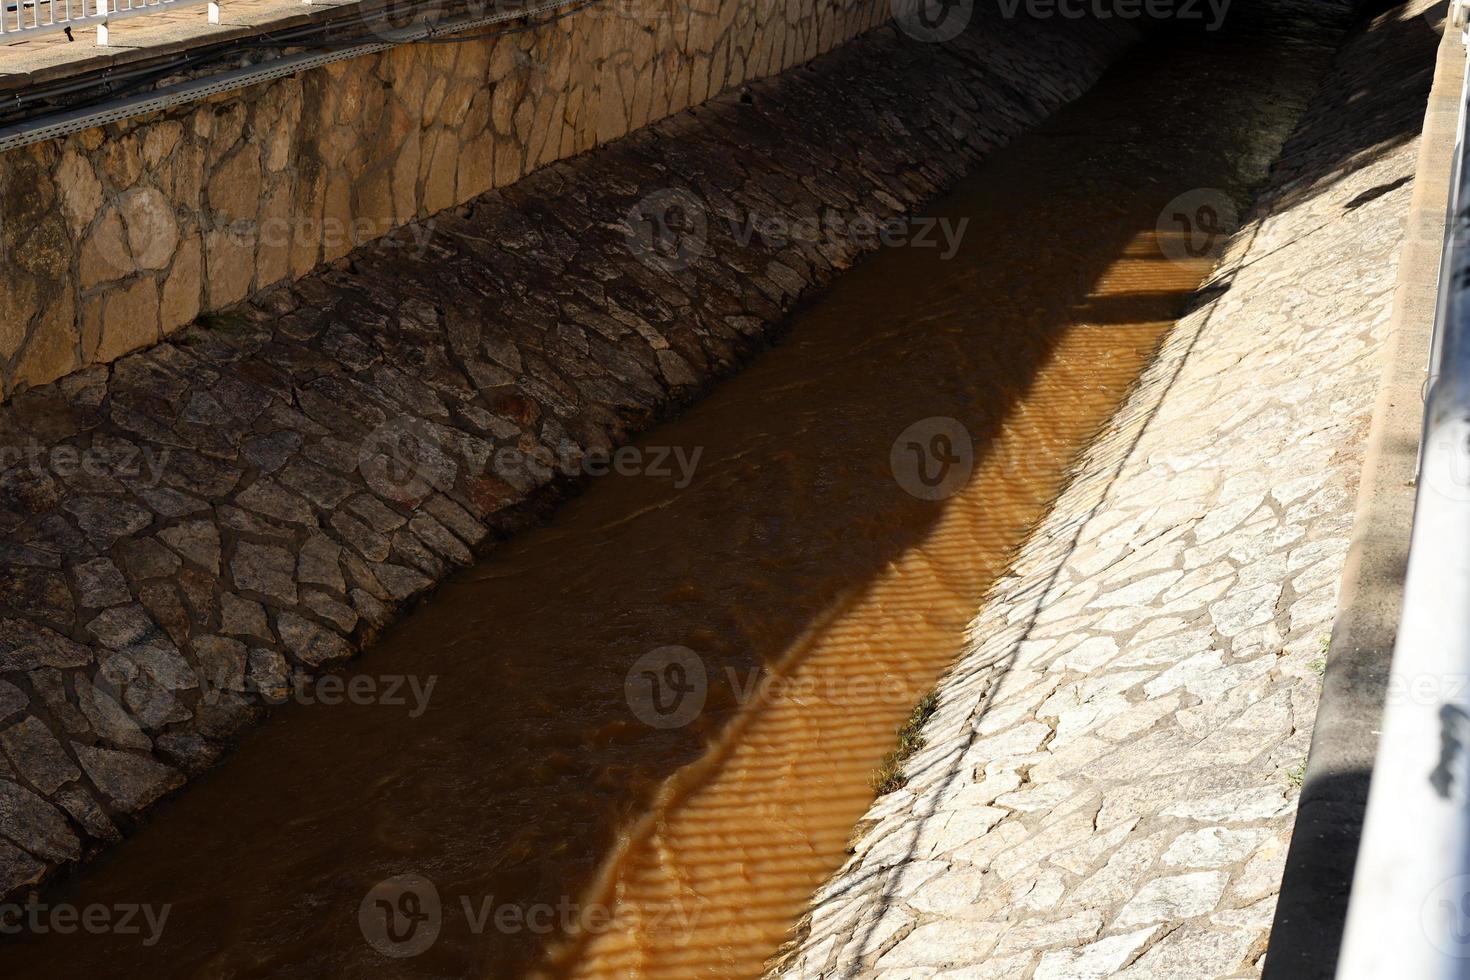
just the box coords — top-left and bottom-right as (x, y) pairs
(73, 744), (183, 813)
(0, 717), (80, 796)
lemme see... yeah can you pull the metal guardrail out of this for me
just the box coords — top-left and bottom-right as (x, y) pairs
(2, 0), (219, 45)
(0, 0), (592, 150)
(1337, 4), (1470, 977)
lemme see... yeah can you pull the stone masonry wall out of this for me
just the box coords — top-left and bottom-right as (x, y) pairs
(0, 0), (901, 403)
(0, 8), (1138, 902)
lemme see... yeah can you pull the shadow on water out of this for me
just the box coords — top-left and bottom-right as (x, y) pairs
(0, 6), (1355, 980)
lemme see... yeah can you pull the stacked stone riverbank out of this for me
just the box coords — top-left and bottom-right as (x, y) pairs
(0, 0), (902, 401)
(770, 1), (1440, 977)
(0, 10), (1140, 898)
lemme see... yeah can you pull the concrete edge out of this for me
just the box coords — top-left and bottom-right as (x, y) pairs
(1261, 11), (1460, 980)
(0, 0), (365, 93)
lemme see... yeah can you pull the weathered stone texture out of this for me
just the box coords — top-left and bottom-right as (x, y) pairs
(0, 0), (907, 401)
(0, 7), (1134, 901)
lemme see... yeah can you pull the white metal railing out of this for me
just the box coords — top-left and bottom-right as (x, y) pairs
(1, 0), (219, 45)
(1337, 4), (1470, 978)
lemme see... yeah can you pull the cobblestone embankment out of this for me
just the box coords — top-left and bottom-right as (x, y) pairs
(0, 0), (903, 401)
(770, 3), (1441, 978)
(0, 13), (1138, 899)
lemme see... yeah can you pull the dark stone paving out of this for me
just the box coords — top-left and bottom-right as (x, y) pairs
(0, 10), (1135, 896)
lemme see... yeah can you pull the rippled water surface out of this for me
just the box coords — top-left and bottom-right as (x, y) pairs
(0, 16), (1328, 980)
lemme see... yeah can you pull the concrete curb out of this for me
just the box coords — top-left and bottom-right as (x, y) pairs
(1262, 11), (1460, 979)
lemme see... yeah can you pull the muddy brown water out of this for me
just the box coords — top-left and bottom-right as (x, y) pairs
(0, 19), (1330, 980)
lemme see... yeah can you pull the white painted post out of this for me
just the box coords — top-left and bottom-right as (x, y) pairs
(94, 0), (107, 44)
(208, 0), (218, 22)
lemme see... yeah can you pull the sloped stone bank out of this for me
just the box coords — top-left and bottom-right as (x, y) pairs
(0, 10), (1137, 899)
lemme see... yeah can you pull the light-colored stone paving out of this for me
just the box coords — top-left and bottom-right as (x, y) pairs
(773, 6), (1438, 978)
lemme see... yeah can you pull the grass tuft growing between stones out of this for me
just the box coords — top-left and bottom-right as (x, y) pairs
(871, 691), (939, 795)
(1308, 634), (1330, 676)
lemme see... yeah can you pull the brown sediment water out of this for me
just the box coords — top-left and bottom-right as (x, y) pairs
(552, 231), (1207, 980)
(0, 18), (1326, 980)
